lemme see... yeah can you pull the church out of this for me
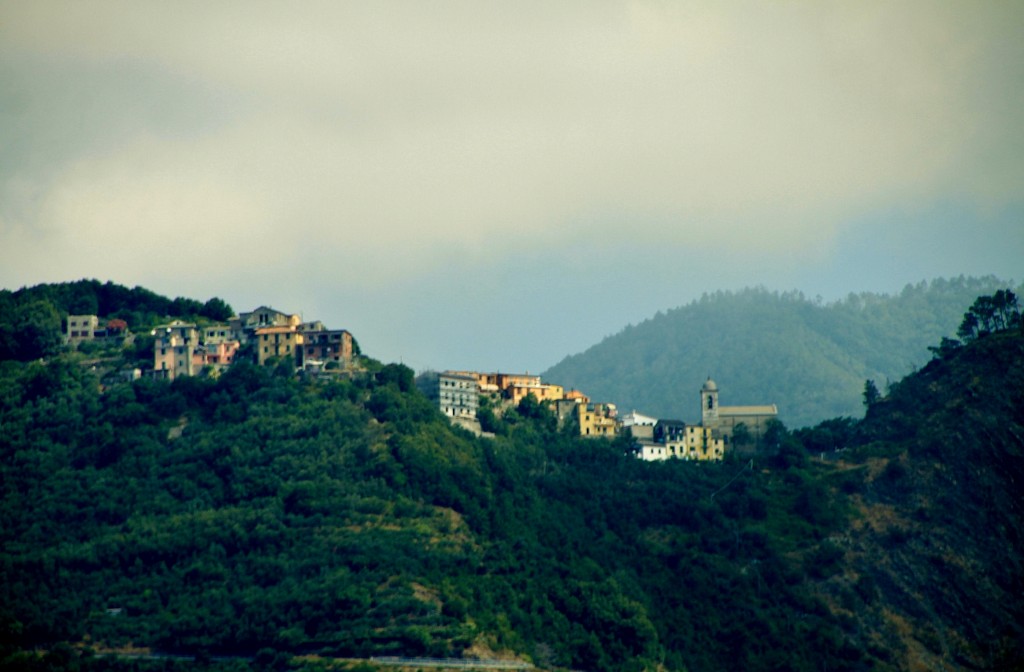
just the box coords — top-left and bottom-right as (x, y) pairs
(700, 377), (778, 453)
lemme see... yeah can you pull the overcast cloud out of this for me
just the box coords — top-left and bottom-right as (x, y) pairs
(1, 2), (1022, 372)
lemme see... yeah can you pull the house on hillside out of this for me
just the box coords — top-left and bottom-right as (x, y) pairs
(66, 315), (100, 345)
(622, 410), (658, 442)
(300, 327), (353, 368)
(255, 326), (304, 367)
(476, 372), (541, 394)
(635, 418), (724, 462)
(417, 371), (479, 420)
(564, 389), (590, 404)
(507, 381), (564, 405)
(232, 306), (300, 342)
(579, 402), (619, 438)
(152, 321), (199, 380)
(473, 371), (565, 406)
(66, 315), (131, 347)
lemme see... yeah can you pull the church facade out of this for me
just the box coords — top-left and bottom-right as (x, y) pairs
(700, 377), (778, 453)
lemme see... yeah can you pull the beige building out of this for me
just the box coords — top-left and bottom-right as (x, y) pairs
(153, 321), (199, 380)
(65, 315), (100, 345)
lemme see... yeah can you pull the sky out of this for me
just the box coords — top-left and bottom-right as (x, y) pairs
(2, 2), (1022, 373)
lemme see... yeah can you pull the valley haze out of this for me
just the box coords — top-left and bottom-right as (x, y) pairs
(1, 2), (1022, 373)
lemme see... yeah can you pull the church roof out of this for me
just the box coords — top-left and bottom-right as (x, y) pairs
(702, 377), (718, 392)
(719, 404), (778, 416)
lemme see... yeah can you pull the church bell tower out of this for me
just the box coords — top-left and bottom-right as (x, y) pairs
(701, 377), (719, 428)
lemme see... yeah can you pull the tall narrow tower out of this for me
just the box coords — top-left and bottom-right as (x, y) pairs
(701, 377), (719, 428)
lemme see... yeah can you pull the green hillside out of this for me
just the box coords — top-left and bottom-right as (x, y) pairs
(2, 284), (1023, 671)
(542, 276), (1019, 428)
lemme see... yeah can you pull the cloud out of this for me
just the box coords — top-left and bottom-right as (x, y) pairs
(1, 1), (1021, 367)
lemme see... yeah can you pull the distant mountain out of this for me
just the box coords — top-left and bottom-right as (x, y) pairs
(543, 276), (1020, 428)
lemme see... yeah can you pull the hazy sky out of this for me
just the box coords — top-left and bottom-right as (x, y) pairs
(2, 2), (1022, 373)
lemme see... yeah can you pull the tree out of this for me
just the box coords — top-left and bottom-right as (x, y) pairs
(201, 297), (234, 322)
(928, 337), (963, 359)
(731, 422), (752, 447)
(957, 311), (979, 342)
(1, 300), (63, 361)
(863, 379), (881, 409)
(762, 418), (789, 454)
(958, 290), (1021, 342)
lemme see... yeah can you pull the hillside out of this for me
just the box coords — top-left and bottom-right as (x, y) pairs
(543, 276), (1019, 428)
(823, 328), (1024, 670)
(1, 285), (1023, 671)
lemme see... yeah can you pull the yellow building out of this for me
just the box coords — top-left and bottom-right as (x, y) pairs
(670, 425), (725, 461)
(578, 402), (619, 438)
(255, 326), (304, 367)
(476, 372), (542, 393)
(508, 382), (564, 406)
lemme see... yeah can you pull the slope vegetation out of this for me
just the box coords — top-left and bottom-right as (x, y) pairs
(2, 284), (1023, 671)
(825, 329), (1024, 669)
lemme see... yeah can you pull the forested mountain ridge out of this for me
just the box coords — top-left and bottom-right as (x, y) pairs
(2, 283), (1023, 671)
(543, 276), (1020, 428)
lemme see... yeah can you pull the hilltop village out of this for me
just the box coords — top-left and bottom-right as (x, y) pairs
(64, 304), (777, 462)
(415, 369), (778, 461)
(66, 305), (355, 380)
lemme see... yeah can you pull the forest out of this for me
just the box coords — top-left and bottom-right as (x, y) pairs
(1, 282), (1023, 671)
(543, 275), (1022, 427)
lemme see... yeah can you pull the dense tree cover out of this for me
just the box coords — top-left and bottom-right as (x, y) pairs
(543, 276), (1021, 427)
(0, 280), (234, 362)
(2, 354), (878, 671)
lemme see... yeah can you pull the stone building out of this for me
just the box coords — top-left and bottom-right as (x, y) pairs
(700, 377), (778, 452)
